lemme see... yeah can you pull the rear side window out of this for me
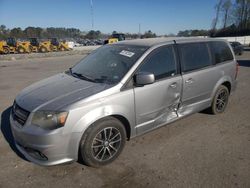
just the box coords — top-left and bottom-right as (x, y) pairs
(138, 45), (177, 80)
(179, 42), (212, 72)
(210, 41), (234, 64)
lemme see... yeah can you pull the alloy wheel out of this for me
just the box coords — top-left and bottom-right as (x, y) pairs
(91, 127), (122, 162)
(216, 89), (228, 113)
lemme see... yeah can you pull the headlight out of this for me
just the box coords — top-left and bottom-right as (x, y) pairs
(31, 111), (68, 130)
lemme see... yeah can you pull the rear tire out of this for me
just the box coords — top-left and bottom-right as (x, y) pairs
(79, 117), (126, 167)
(209, 85), (229, 115)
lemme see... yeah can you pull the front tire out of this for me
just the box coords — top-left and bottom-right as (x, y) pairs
(18, 47), (25, 53)
(3, 47), (10, 54)
(210, 85), (229, 115)
(40, 46), (47, 53)
(79, 117), (126, 167)
(60, 46), (66, 51)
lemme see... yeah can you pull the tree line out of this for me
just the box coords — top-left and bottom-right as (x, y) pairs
(0, 25), (83, 40)
(178, 0), (250, 37)
(0, 25), (157, 40)
(211, 0), (250, 37)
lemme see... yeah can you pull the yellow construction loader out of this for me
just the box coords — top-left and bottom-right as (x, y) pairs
(0, 40), (9, 54)
(3, 38), (31, 54)
(104, 33), (125, 45)
(50, 38), (71, 51)
(29, 38), (52, 53)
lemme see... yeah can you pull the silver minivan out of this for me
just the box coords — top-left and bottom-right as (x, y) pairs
(10, 38), (238, 167)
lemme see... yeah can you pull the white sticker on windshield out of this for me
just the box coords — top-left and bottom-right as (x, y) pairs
(119, 50), (135, 58)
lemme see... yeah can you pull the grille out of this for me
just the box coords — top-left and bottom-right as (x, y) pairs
(12, 102), (30, 126)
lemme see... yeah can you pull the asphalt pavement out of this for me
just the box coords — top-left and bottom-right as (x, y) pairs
(0, 53), (249, 188)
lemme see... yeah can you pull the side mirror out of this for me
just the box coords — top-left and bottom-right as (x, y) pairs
(134, 72), (155, 86)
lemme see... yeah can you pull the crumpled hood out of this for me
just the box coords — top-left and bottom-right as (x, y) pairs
(15, 73), (109, 112)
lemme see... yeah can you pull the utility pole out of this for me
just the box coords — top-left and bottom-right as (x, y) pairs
(90, 0), (94, 29)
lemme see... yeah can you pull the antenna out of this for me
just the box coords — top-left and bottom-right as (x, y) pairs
(90, 0), (94, 29)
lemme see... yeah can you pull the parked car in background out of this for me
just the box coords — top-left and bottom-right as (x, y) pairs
(10, 38), (238, 167)
(230, 41), (244, 55)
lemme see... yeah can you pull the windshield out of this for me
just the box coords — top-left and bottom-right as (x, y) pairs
(71, 44), (148, 84)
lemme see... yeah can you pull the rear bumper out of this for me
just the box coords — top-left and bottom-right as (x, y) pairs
(10, 111), (81, 166)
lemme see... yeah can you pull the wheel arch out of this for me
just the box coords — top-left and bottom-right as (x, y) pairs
(111, 115), (131, 140)
(73, 113), (132, 164)
(66, 103), (135, 161)
(69, 105), (134, 140)
(79, 114), (132, 140)
(77, 115), (129, 166)
(211, 76), (233, 100)
(78, 114), (131, 140)
(221, 81), (231, 93)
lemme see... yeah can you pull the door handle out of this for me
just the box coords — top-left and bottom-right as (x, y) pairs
(170, 82), (177, 88)
(185, 78), (193, 84)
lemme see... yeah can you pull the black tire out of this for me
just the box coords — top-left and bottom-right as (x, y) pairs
(18, 46), (25, 53)
(29, 45), (33, 53)
(51, 45), (58, 51)
(3, 47), (10, 54)
(40, 46), (47, 53)
(79, 117), (126, 167)
(60, 47), (65, 51)
(209, 85), (230, 115)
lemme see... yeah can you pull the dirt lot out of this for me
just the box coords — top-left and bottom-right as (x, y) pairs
(0, 46), (100, 61)
(0, 52), (249, 188)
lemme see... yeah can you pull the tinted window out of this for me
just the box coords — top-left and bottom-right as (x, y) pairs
(138, 46), (177, 80)
(179, 42), (212, 72)
(210, 41), (234, 64)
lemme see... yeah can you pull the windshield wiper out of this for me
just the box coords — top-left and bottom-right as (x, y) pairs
(69, 68), (96, 82)
(68, 68), (73, 75)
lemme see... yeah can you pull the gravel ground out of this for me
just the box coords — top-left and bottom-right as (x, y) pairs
(0, 46), (100, 61)
(0, 52), (249, 188)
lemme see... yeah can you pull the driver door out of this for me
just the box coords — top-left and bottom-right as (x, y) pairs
(133, 44), (182, 135)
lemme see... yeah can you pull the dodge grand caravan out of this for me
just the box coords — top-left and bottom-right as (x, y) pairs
(10, 38), (237, 167)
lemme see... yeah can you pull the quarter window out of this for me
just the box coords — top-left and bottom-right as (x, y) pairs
(210, 41), (234, 64)
(138, 46), (177, 80)
(179, 42), (212, 72)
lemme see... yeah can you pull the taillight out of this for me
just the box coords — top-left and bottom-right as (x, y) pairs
(235, 62), (239, 79)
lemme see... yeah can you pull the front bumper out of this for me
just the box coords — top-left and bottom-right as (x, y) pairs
(10, 111), (81, 166)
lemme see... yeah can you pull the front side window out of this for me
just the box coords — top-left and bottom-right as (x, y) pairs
(71, 44), (148, 84)
(210, 41), (234, 64)
(179, 42), (212, 72)
(137, 45), (177, 80)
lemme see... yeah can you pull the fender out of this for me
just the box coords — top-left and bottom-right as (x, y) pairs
(71, 104), (135, 136)
(64, 104), (135, 161)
